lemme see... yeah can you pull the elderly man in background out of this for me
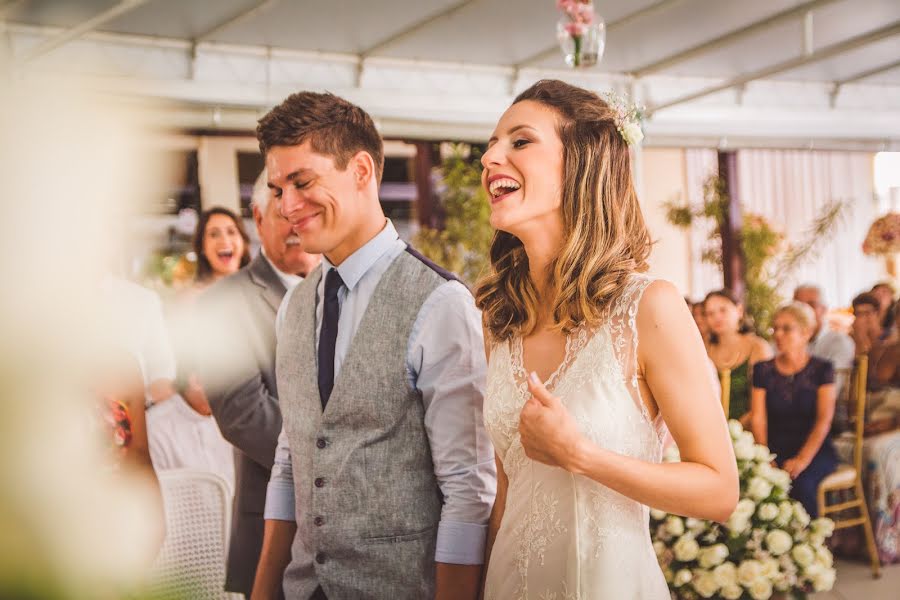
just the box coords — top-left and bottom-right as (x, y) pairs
(794, 284), (855, 431)
(793, 284), (855, 372)
(198, 170), (320, 599)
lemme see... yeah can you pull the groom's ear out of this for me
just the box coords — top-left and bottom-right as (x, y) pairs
(350, 150), (376, 189)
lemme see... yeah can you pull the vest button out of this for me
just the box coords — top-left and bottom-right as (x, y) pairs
(315, 552), (326, 564)
(314, 516), (324, 527)
(314, 477), (325, 488)
(316, 438), (327, 449)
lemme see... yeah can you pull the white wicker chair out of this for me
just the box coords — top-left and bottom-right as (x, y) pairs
(146, 469), (242, 599)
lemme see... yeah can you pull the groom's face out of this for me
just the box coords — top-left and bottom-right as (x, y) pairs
(266, 140), (363, 258)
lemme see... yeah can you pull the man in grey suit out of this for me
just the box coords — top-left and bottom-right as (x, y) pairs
(199, 171), (320, 598)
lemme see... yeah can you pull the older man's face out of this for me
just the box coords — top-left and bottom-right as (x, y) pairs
(793, 288), (825, 331)
(254, 195), (320, 277)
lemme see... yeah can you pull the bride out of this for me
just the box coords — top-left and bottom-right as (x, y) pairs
(476, 80), (739, 599)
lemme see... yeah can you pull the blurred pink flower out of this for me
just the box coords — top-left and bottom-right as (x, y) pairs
(565, 21), (587, 36)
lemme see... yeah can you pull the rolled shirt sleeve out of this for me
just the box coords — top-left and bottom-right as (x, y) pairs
(264, 426), (296, 521)
(408, 280), (497, 565)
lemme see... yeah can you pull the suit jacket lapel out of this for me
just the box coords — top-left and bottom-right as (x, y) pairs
(248, 253), (287, 313)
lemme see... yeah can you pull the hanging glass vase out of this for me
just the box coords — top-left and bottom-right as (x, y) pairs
(556, 14), (605, 68)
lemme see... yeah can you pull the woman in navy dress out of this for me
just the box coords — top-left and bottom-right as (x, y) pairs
(751, 302), (838, 517)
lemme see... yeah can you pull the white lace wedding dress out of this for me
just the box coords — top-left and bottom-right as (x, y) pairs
(483, 274), (670, 599)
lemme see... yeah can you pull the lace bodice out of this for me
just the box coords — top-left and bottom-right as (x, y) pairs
(482, 274), (670, 599)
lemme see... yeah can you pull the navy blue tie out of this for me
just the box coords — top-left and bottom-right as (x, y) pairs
(318, 268), (344, 410)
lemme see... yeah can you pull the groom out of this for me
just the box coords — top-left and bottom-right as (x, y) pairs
(251, 91), (496, 600)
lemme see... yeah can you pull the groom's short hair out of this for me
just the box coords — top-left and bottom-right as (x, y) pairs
(257, 91), (384, 185)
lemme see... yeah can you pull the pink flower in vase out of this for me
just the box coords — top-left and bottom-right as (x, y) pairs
(574, 2), (594, 24)
(565, 21), (587, 37)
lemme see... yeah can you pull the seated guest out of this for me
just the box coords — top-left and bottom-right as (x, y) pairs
(851, 292), (890, 391)
(751, 302), (837, 518)
(871, 282), (898, 344)
(197, 170), (320, 599)
(688, 297), (711, 345)
(704, 289), (773, 426)
(794, 284), (855, 430)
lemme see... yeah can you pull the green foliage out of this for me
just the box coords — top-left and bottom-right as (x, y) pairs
(414, 144), (493, 285)
(664, 175), (847, 336)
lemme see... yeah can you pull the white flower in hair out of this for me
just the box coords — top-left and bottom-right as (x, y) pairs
(602, 90), (645, 147)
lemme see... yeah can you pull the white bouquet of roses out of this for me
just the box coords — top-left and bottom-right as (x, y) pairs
(651, 420), (836, 599)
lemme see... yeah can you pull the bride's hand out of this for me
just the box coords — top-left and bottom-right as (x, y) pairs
(518, 372), (586, 471)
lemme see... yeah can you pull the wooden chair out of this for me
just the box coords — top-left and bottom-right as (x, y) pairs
(719, 368), (731, 418)
(817, 355), (881, 578)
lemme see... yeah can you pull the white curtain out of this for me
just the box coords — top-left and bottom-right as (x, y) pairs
(684, 148), (723, 301)
(736, 149), (880, 308)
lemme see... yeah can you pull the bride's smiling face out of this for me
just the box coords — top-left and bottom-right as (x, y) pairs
(481, 100), (565, 235)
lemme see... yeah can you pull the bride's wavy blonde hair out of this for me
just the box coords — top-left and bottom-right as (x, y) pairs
(475, 79), (651, 342)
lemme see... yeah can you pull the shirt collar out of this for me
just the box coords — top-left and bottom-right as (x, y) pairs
(260, 247), (303, 289)
(321, 219), (399, 292)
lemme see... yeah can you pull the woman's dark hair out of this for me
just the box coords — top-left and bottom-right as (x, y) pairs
(193, 206), (251, 282)
(852, 292), (880, 312)
(704, 289), (754, 344)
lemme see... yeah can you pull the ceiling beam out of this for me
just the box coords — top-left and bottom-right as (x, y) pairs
(647, 20), (900, 115)
(834, 58), (900, 87)
(630, 0), (841, 78)
(16, 0), (150, 64)
(193, 0), (281, 44)
(359, 0), (477, 59)
(513, 0), (683, 69)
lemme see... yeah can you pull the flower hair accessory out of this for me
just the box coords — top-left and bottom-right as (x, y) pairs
(602, 91), (645, 147)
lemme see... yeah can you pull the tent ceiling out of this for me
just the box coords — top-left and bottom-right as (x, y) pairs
(4, 0), (899, 144)
(6, 0), (899, 82)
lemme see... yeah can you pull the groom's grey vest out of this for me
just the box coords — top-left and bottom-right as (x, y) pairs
(277, 249), (453, 599)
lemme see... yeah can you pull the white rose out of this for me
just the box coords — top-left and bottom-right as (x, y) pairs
(712, 562), (738, 588)
(815, 545), (834, 568)
(666, 515), (685, 537)
(792, 503), (811, 528)
(692, 569), (720, 598)
(650, 507), (666, 521)
(737, 559), (763, 587)
(776, 502), (794, 526)
(812, 567), (836, 591)
(621, 122), (644, 146)
(754, 444), (774, 463)
(765, 529), (793, 556)
(685, 517), (705, 533)
(721, 583), (743, 600)
(772, 469), (791, 490)
(734, 436), (756, 461)
(812, 517), (835, 537)
(727, 513), (750, 535)
(674, 535), (701, 562)
(735, 498), (756, 518)
(748, 476), (774, 501)
(653, 540), (665, 557)
(757, 502), (779, 521)
(760, 557), (780, 580)
(773, 572), (791, 592)
(728, 419), (744, 439)
(749, 577), (774, 600)
(673, 568), (693, 587)
(698, 544), (729, 568)
(791, 543), (815, 568)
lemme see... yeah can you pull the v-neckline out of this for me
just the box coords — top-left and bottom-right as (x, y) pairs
(510, 324), (590, 396)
